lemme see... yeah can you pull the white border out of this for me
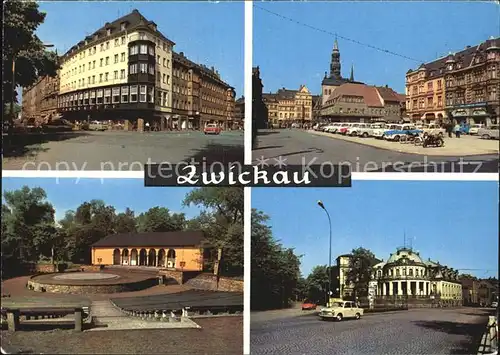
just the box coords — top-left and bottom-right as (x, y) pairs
(243, 1), (253, 354)
(2, 171), (498, 181)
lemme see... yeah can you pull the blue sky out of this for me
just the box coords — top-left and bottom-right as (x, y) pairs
(252, 181), (499, 279)
(35, 1), (244, 96)
(2, 178), (202, 222)
(254, 2), (500, 94)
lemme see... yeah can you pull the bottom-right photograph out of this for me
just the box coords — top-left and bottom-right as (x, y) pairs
(250, 180), (498, 355)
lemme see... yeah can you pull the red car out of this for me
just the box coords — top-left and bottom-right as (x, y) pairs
(204, 123), (221, 135)
(301, 301), (317, 310)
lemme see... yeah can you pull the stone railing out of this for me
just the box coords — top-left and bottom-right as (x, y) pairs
(477, 315), (498, 354)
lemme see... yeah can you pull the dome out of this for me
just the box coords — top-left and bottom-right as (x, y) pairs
(386, 247), (424, 264)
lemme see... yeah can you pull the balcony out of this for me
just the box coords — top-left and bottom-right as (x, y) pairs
(128, 33), (156, 44)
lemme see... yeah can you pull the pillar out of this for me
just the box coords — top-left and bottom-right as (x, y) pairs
(137, 118), (144, 132)
(74, 308), (83, 332)
(7, 310), (20, 331)
(389, 282), (393, 295)
(124, 119), (131, 131)
(407, 281), (411, 296)
(128, 254), (131, 266)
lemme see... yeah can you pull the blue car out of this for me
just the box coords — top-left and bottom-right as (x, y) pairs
(384, 124), (423, 141)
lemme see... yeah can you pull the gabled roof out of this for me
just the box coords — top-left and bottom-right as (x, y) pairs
(375, 86), (404, 103)
(92, 231), (206, 248)
(326, 83), (384, 108)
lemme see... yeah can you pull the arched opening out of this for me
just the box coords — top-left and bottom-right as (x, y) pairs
(157, 249), (166, 268)
(113, 249), (121, 265)
(121, 249), (129, 265)
(130, 249), (138, 266)
(139, 249), (147, 266)
(166, 249), (176, 269)
(148, 249), (157, 267)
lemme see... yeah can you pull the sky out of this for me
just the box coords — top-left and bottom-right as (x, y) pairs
(254, 2), (500, 95)
(252, 181), (499, 279)
(35, 1), (244, 96)
(2, 178), (203, 222)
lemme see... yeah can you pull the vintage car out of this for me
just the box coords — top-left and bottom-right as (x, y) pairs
(469, 124), (484, 135)
(323, 123), (341, 133)
(478, 125), (499, 140)
(337, 123), (353, 135)
(347, 123), (370, 136)
(204, 123), (222, 135)
(372, 123), (399, 139)
(384, 124), (421, 141)
(301, 300), (317, 310)
(421, 124), (445, 137)
(319, 301), (364, 321)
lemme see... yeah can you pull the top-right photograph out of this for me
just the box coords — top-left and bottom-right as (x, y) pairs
(252, 2), (499, 173)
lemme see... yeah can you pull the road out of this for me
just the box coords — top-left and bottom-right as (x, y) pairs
(251, 307), (493, 355)
(253, 129), (498, 173)
(3, 130), (244, 170)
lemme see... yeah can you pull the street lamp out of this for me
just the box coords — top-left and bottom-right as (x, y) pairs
(10, 43), (54, 127)
(317, 200), (332, 306)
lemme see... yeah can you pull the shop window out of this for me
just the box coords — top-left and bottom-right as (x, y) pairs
(140, 85), (147, 102)
(121, 86), (129, 103)
(130, 85), (138, 102)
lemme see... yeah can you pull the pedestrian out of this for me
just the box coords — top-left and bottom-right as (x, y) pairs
(454, 123), (461, 138)
(446, 122), (453, 138)
(145, 121), (150, 131)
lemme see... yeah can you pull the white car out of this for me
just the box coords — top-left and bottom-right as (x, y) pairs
(469, 124), (484, 135)
(372, 124), (399, 139)
(347, 123), (370, 136)
(319, 301), (364, 321)
(422, 124), (445, 137)
(324, 123), (341, 133)
(384, 124), (418, 141)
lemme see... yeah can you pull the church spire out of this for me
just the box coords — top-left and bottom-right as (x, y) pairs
(350, 64), (354, 82)
(329, 37), (341, 79)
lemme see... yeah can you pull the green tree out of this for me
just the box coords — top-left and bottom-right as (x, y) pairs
(136, 207), (185, 232)
(115, 207), (137, 233)
(3, 0), (59, 116)
(306, 265), (330, 304)
(251, 209), (301, 310)
(345, 247), (377, 300)
(1, 186), (57, 270)
(184, 187), (243, 277)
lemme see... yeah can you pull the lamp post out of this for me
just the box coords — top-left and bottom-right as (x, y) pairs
(317, 200), (332, 306)
(10, 43), (54, 128)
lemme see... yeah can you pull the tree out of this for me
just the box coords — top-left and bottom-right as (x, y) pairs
(345, 247), (377, 301)
(1, 186), (57, 270)
(3, 0), (59, 117)
(251, 209), (301, 310)
(305, 265), (330, 304)
(136, 207), (185, 232)
(184, 187), (243, 277)
(114, 208), (137, 234)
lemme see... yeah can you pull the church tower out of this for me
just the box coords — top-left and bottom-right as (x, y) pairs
(329, 38), (341, 79)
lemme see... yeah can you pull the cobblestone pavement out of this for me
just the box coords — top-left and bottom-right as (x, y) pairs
(1, 316), (242, 354)
(250, 307), (494, 355)
(3, 130), (244, 170)
(253, 129), (498, 172)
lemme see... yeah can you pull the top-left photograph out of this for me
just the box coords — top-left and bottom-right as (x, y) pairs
(3, 0), (244, 171)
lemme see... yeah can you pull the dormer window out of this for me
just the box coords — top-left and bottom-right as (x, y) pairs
(94, 34), (98, 40)
(107, 28), (111, 36)
(121, 22), (126, 31)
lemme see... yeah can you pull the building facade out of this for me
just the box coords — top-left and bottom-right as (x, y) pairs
(406, 37), (499, 126)
(252, 66), (268, 130)
(22, 74), (61, 125)
(263, 85), (313, 126)
(234, 96), (245, 128)
(91, 231), (208, 271)
(461, 277), (499, 306)
(54, 9), (234, 131)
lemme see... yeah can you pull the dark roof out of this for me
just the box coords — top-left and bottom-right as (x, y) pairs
(64, 9), (175, 57)
(407, 37), (500, 76)
(172, 51), (232, 89)
(375, 86), (403, 103)
(92, 231), (206, 248)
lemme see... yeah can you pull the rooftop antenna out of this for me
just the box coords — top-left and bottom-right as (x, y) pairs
(403, 230), (406, 249)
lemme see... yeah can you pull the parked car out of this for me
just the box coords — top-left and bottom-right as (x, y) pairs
(469, 124), (484, 135)
(88, 121), (108, 131)
(302, 300), (317, 310)
(384, 124), (421, 141)
(478, 125), (499, 140)
(347, 123), (370, 136)
(319, 301), (364, 321)
(204, 123), (222, 135)
(422, 124), (445, 137)
(324, 123), (341, 133)
(337, 123), (353, 135)
(372, 123), (399, 139)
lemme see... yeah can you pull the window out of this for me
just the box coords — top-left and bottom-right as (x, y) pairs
(139, 44), (147, 54)
(88, 61), (91, 69)
(90, 90), (96, 105)
(149, 64), (154, 75)
(93, 60), (96, 69)
(114, 70), (118, 80)
(167, 59), (170, 68)
(157, 55), (160, 64)
(129, 64), (137, 74)
(100, 58), (103, 67)
(121, 23), (126, 31)
(121, 52), (125, 62)
(83, 64), (85, 72)
(104, 88), (111, 104)
(121, 35), (126, 44)
(105, 57), (109, 65)
(99, 74), (103, 83)
(163, 73), (166, 83)
(106, 41), (109, 49)
(114, 38), (119, 47)
(114, 54), (118, 63)
(163, 91), (169, 106)
(167, 75), (170, 85)
(121, 86), (129, 103)
(100, 43), (104, 52)
(140, 85), (147, 102)
(97, 89), (103, 104)
(92, 75), (95, 84)
(163, 42), (167, 51)
(129, 45), (138, 55)
(163, 58), (166, 67)
(88, 49), (92, 56)
(138, 63), (147, 73)
(107, 29), (111, 36)
(120, 69), (125, 79)
(105, 72), (109, 82)
(139, 32), (145, 40)
(112, 87), (120, 103)
(130, 85), (138, 102)
(148, 46), (154, 56)
(84, 92), (89, 105)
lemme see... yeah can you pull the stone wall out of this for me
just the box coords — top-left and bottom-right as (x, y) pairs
(185, 273), (218, 290)
(218, 277), (244, 293)
(159, 269), (183, 285)
(35, 264), (57, 273)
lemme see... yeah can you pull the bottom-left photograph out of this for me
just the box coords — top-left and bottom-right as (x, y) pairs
(1, 178), (243, 354)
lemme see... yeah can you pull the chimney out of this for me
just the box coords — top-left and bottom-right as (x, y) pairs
(211, 66), (215, 72)
(466, 45), (471, 49)
(179, 52), (184, 57)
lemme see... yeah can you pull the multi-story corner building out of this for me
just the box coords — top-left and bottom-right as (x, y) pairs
(406, 37), (499, 126)
(252, 66), (268, 130)
(55, 9), (235, 131)
(262, 86), (313, 127)
(234, 96), (245, 128)
(312, 95), (321, 122)
(320, 83), (405, 123)
(171, 52), (235, 130)
(21, 73), (60, 124)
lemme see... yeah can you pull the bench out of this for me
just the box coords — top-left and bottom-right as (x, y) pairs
(1, 307), (86, 332)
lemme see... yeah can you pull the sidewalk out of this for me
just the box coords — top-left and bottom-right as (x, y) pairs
(310, 130), (499, 156)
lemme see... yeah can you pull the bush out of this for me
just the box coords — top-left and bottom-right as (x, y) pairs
(57, 263), (68, 272)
